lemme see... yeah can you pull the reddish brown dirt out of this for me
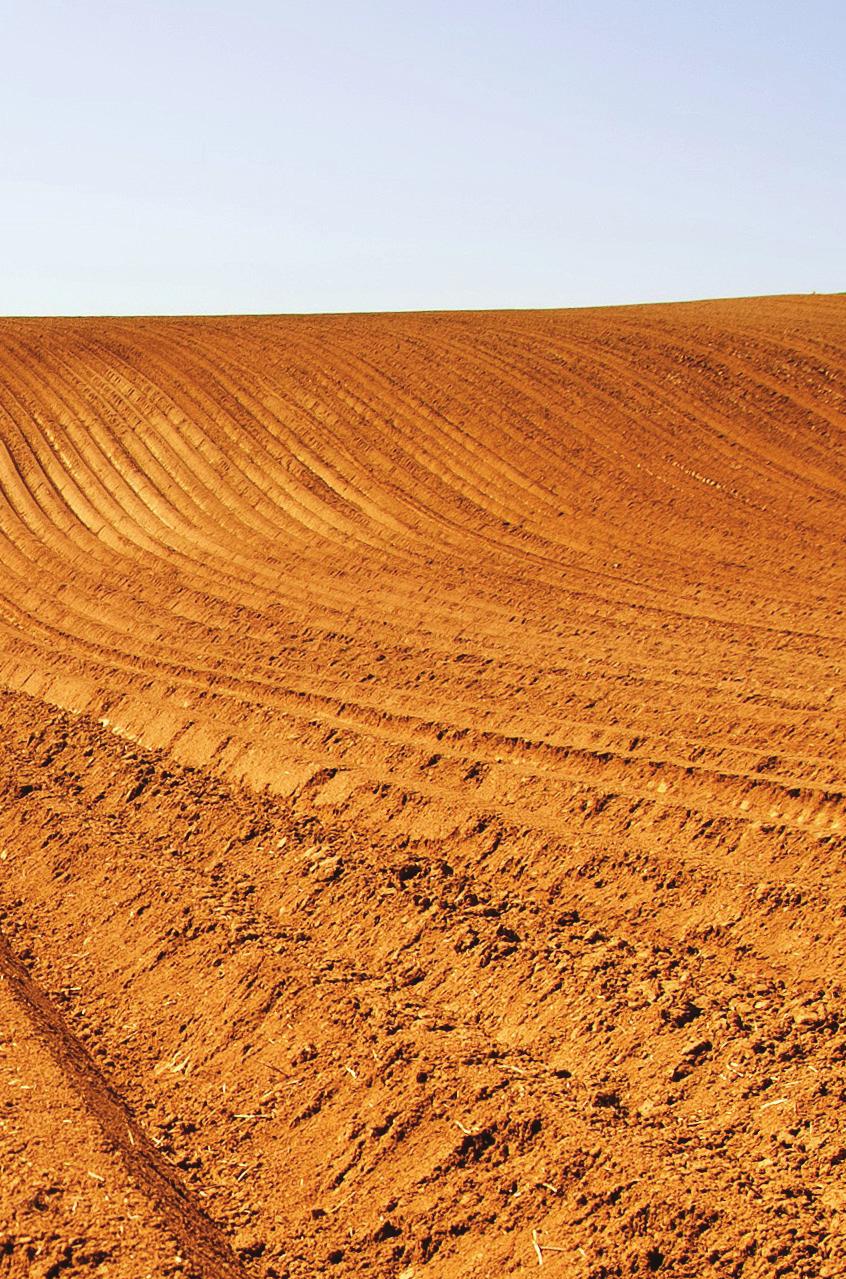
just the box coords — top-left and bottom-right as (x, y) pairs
(0, 296), (845, 1277)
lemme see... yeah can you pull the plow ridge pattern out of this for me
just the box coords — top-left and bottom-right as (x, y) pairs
(0, 295), (845, 1277)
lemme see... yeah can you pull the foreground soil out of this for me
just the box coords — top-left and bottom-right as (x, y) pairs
(0, 295), (845, 1276)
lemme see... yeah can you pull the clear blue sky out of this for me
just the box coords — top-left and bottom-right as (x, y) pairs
(1, 1), (843, 314)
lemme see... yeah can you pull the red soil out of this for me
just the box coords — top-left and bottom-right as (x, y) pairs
(1, 296), (845, 1277)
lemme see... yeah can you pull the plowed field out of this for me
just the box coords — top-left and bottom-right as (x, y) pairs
(1, 296), (845, 1278)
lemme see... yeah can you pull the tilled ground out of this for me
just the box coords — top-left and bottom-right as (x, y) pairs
(1, 297), (845, 1276)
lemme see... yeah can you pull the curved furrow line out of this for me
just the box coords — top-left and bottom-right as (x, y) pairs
(612, 320), (846, 492)
(248, 328), (576, 548)
(399, 325), (777, 581)
(22, 330), (359, 562)
(305, 328), (579, 527)
(389, 324), (778, 588)
(603, 327), (846, 503)
(0, 365), (401, 634)
(96, 326), (396, 553)
(3, 501), (839, 777)
(0, 335), (217, 566)
(190, 328), (532, 560)
(1, 545), (841, 842)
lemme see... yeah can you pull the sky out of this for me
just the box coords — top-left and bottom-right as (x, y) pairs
(0, 0), (843, 314)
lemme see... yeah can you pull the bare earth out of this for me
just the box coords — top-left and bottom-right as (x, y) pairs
(0, 296), (845, 1277)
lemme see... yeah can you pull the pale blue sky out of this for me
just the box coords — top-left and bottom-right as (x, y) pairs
(1, 1), (843, 314)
